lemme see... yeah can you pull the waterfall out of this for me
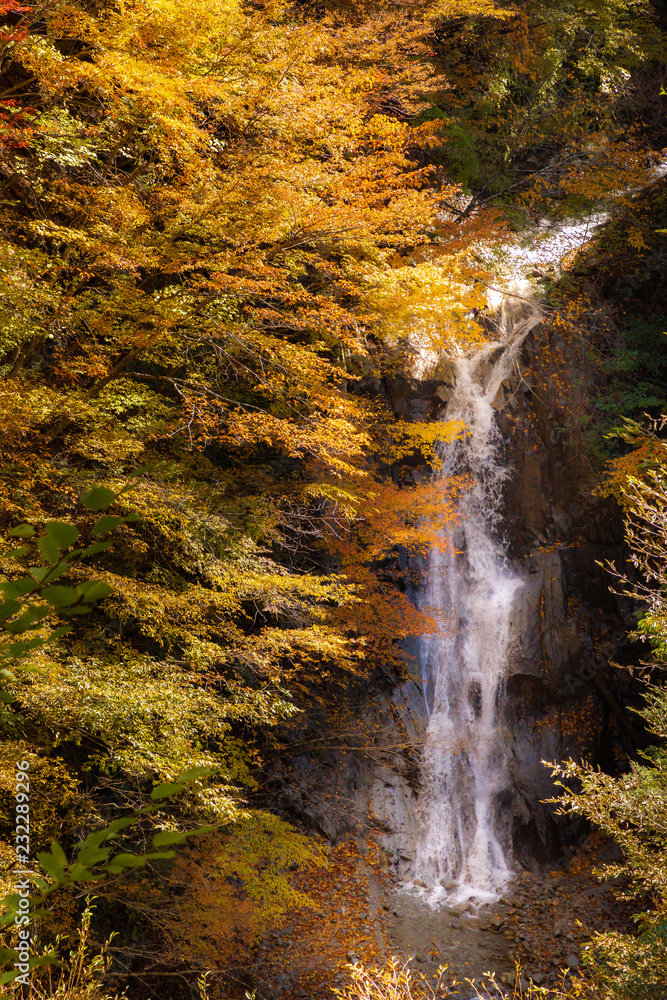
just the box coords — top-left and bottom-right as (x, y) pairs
(411, 293), (542, 908)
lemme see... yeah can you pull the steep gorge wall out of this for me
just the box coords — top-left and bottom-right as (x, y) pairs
(497, 322), (633, 864)
(268, 314), (636, 875)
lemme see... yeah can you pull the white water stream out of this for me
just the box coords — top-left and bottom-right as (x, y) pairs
(405, 212), (609, 908)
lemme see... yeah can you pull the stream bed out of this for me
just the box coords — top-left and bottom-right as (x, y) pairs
(253, 837), (634, 999)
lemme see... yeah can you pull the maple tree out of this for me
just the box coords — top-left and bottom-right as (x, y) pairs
(0, 0), (482, 992)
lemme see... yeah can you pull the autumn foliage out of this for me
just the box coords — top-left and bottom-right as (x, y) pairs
(0, 0), (665, 995)
(0, 0), (478, 992)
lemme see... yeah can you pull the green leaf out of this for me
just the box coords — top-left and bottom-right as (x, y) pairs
(143, 850), (176, 860)
(79, 582), (113, 603)
(79, 541), (114, 557)
(74, 846), (111, 866)
(105, 816), (137, 835)
(0, 600), (21, 621)
(50, 840), (68, 867)
(38, 536), (61, 565)
(41, 586), (79, 609)
(49, 626), (71, 641)
(152, 826), (214, 846)
(22, 635), (47, 650)
(177, 765), (217, 782)
(31, 954), (63, 969)
(8, 525), (35, 539)
(37, 851), (64, 882)
(0, 894), (19, 916)
(0, 637), (43, 658)
(91, 515), (126, 536)
(4, 606), (51, 634)
(45, 521), (79, 549)
(111, 853), (147, 868)
(10, 545), (30, 557)
(40, 564), (70, 584)
(129, 461), (157, 478)
(118, 462), (158, 492)
(18, 662), (44, 675)
(0, 642), (26, 659)
(150, 782), (184, 800)
(68, 864), (101, 881)
(152, 830), (190, 847)
(79, 486), (116, 512)
(91, 513), (141, 536)
(80, 830), (109, 849)
(0, 691), (15, 703)
(0, 579), (38, 597)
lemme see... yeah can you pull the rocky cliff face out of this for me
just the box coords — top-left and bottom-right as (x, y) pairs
(499, 322), (635, 863)
(269, 317), (636, 877)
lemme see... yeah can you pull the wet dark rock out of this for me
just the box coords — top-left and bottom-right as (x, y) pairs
(325, 328), (638, 870)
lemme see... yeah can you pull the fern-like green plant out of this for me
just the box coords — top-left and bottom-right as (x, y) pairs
(0, 471), (217, 985)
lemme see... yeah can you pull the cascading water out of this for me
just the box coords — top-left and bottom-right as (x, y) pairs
(399, 211), (619, 909)
(411, 294), (542, 908)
